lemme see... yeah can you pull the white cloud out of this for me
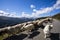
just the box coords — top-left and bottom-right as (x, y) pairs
(31, 12), (40, 18)
(33, 9), (37, 12)
(0, 0), (60, 18)
(0, 10), (9, 16)
(30, 4), (35, 8)
(53, 0), (60, 9)
(0, 10), (19, 18)
(0, 10), (6, 13)
(31, 0), (60, 18)
(20, 0), (60, 18)
(21, 12), (31, 18)
(35, 7), (53, 16)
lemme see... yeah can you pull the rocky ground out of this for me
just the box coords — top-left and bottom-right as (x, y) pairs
(4, 19), (60, 40)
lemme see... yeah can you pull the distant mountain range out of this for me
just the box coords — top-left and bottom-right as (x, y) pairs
(0, 16), (34, 28)
(0, 13), (60, 28)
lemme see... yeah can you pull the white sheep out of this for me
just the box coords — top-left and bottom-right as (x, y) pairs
(21, 24), (34, 32)
(43, 24), (53, 38)
(7, 26), (11, 30)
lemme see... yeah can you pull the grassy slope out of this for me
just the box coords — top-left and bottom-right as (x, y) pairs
(52, 13), (60, 20)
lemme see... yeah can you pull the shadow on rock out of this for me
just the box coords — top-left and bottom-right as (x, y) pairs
(31, 25), (44, 32)
(40, 24), (45, 29)
(28, 31), (40, 39)
(50, 33), (60, 40)
(4, 34), (28, 40)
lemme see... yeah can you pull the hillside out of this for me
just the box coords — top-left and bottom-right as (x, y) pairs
(52, 13), (60, 20)
(36, 13), (60, 20)
(36, 17), (47, 20)
(0, 16), (34, 28)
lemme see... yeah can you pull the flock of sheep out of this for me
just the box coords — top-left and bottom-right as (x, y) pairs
(0, 18), (53, 39)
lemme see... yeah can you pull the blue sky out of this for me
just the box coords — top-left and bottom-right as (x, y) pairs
(0, 0), (60, 18)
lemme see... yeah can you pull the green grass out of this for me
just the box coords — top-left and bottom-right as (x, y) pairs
(0, 33), (11, 40)
(0, 36), (3, 40)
